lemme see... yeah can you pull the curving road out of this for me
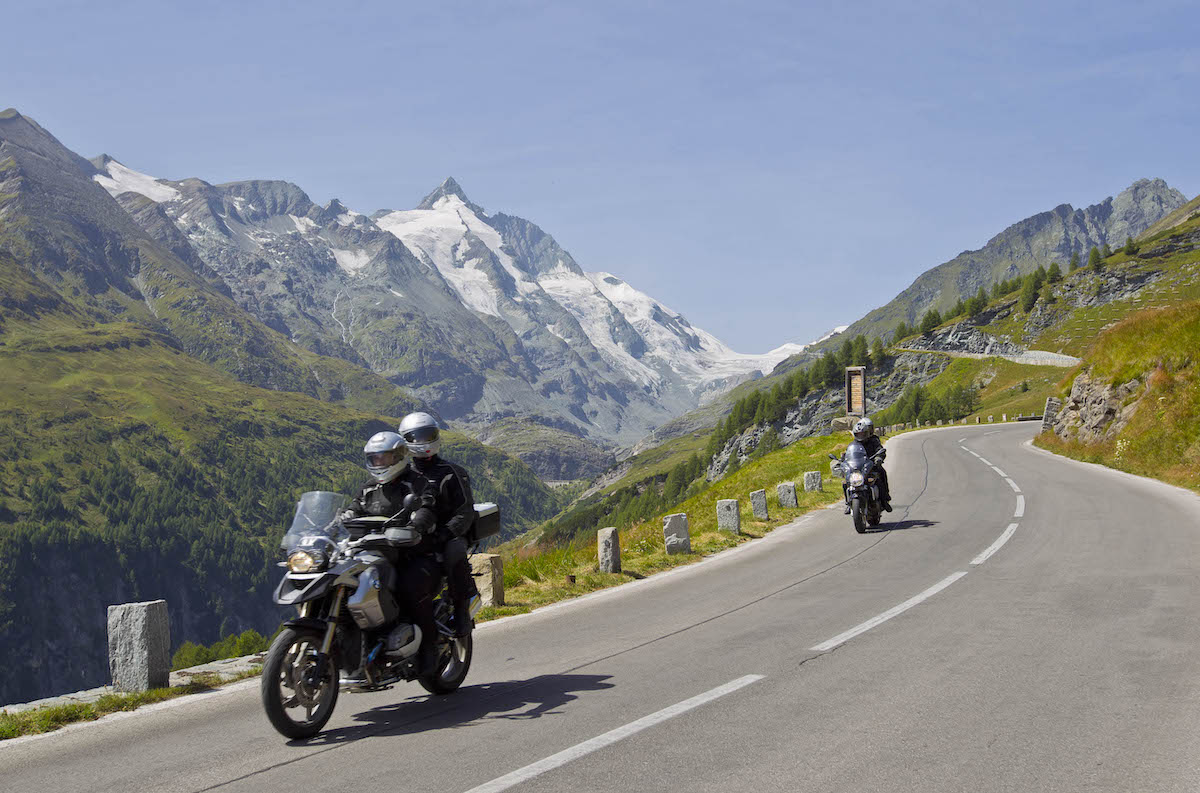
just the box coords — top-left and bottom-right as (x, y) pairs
(5, 423), (1200, 792)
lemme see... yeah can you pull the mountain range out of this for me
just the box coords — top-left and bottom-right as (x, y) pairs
(833, 179), (1187, 346)
(89, 159), (803, 478)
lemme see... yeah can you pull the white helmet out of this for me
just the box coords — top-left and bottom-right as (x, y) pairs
(398, 412), (440, 459)
(363, 431), (407, 483)
(852, 417), (874, 442)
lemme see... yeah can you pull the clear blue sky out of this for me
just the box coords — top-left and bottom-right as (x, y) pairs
(6, 0), (1198, 351)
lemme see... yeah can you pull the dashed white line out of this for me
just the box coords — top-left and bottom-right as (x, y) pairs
(462, 675), (765, 793)
(810, 572), (969, 653)
(1004, 478), (1021, 493)
(958, 437), (967, 442)
(977, 457), (992, 466)
(972, 523), (1019, 565)
(991, 466), (1008, 478)
(1014, 495), (1025, 517)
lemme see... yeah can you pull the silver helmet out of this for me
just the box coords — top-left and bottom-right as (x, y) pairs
(853, 417), (874, 442)
(363, 431), (407, 483)
(398, 412), (440, 459)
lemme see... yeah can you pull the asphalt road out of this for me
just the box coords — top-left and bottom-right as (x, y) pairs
(5, 423), (1200, 792)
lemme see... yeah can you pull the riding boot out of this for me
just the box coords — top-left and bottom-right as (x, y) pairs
(844, 502), (852, 514)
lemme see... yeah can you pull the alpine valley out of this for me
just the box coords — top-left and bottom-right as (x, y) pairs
(0, 109), (798, 705)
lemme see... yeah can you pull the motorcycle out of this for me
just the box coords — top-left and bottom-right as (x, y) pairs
(261, 490), (500, 739)
(830, 443), (886, 534)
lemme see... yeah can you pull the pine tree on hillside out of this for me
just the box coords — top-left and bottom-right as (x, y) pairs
(1020, 277), (1039, 312)
(869, 336), (886, 368)
(1088, 246), (1102, 272)
(1069, 250), (1081, 271)
(1101, 242), (1113, 257)
(892, 322), (911, 344)
(1123, 236), (1138, 255)
(919, 308), (942, 335)
(850, 335), (869, 367)
(1047, 262), (1062, 283)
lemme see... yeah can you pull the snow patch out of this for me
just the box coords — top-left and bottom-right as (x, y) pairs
(289, 215), (317, 234)
(331, 248), (371, 273)
(337, 211), (362, 226)
(389, 288), (404, 298)
(813, 324), (850, 345)
(93, 161), (180, 203)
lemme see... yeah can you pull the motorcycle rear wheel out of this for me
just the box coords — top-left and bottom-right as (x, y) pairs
(419, 633), (473, 695)
(851, 499), (867, 533)
(261, 627), (339, 739)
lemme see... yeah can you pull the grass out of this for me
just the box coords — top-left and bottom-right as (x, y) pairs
(1034, 300), (1200, 493)
(481, 434), (847, 617)
(0, 669), (260, 740)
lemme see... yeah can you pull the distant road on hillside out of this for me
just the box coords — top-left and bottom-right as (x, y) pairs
(5, 423), (1200, 792)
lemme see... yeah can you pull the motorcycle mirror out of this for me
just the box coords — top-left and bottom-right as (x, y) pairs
(402, 493), (417, 510)
(828, 453), (838, 460)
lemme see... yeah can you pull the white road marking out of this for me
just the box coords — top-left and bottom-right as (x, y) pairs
(991, 466), (1008, 477)
(810, 572), (969, 653)
(985, 430), (1001, 435)
(958, 437), (967, 442)
(959, 445), (970, 452)
(1014, 495), (1025, 517)
(1005, 478), (1021, 493)
(462, 675), (765, 793)
(977, 457), (992, 465)
(972, 523), (1019, 565)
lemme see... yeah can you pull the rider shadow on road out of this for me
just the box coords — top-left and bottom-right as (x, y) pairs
(868, 518), (938, 533)
(295, 673), (615, 746)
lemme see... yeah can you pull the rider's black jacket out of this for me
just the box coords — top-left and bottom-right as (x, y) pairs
(861, 434), (885, 459)
(349, 457), (474, 544)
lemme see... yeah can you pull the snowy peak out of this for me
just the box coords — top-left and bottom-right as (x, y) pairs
(89, 156), (181, 203)
(418, 176), (483, 214)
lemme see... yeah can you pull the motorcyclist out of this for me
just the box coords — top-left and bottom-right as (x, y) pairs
(396, 411), (480, 640)
(845, 417), (892, 514)
(345, 430), (442, 674)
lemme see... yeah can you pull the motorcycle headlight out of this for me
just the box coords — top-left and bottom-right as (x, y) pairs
(287, 550), (324, 573)
(849, 471), (865, 487)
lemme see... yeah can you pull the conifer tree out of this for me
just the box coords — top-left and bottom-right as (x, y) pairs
(1088, 246), (1102, 272)
(1069, 250), (1081, 271)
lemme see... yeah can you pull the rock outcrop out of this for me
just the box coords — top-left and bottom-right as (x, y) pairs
(1053, 371), (1144, 442)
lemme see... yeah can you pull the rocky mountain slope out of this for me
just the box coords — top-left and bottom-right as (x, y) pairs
(0, 110), (562, 706)
(91, 158), (802, 478)
(836, 179), (1186, 346)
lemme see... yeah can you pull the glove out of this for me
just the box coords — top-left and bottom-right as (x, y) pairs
(338, 509), (357, 522)
(407, 507), (436, 534)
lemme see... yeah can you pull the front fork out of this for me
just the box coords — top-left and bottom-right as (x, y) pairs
(310, 586), (346, 685)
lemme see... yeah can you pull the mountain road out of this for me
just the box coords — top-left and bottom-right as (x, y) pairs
(4, 423), (1200, 792)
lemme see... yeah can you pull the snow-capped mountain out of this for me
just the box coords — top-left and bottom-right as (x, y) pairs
(92, 161), (802, 474)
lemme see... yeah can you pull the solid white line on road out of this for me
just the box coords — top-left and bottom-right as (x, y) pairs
(978, 457), (992, 465)
(462, 675), (765, 793)
(991, 466), (1008, 478)
(810, 572), (969, 653)
(1005, 478), (1021, 493)
(972, 523), (1019, 565)
(1014, 495), (1025, 518)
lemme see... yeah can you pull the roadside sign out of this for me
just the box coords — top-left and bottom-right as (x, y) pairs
(845, 366), (866, 416)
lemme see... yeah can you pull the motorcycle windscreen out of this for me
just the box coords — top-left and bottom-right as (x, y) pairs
(280, 490), (350, 551)
(844, 442), (869, 469)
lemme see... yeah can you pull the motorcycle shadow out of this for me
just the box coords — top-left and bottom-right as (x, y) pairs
(292, 673), (615, 746)
(863, 518), (938, 533)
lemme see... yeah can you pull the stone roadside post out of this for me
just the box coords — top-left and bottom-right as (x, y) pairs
(470, 553), (504, 606)
(108, 600), (170, 692)
(1042, 397), (1062, 433)
(777, 482), (798, 508)
(749, 490), (768, 520)
(804, 471), (822, 491)
(717, 499), (741, 534)
(597, 527), (620, 574)
(663, 513), (691, 554)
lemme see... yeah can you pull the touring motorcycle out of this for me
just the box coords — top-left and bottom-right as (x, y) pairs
(261, 490), (499, 739)
(830, 442), (886, 533)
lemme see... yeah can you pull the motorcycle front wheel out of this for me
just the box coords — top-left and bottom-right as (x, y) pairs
(419, 633), (473, 695)
(261, 627), (339, 739)
(851, 499), (867, 533)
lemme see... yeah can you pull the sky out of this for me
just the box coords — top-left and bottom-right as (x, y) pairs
(5, 0), (1198, 351)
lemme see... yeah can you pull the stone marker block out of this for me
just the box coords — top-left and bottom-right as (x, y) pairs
(803, 471), (822, 492)
(717, 499), (741, 534)
(936, 419), (943, 426)
(663, 513), (691, 554)
(108, 600), (170, 692)
(597, 527), (620, 574)
(470, 553), (504, 606)
(1041, 397), (1062, 433)
(777, 482), (798, 508)
(1002, 413), (1007, 422)
(987, 415), (994, 423)
(750, 490), (768, 520)
(975, 417), (980, 424)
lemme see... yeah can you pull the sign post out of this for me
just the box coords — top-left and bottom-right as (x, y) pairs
(844, 366), (867, 417)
